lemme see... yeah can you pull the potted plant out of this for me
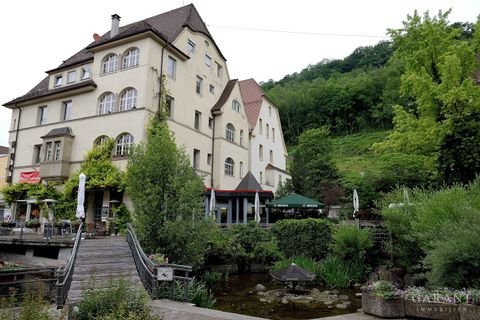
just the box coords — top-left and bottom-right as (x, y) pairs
(362, 280), (405, 318)
(405, 287), (460, 320)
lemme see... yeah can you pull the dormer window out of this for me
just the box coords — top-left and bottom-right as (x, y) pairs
(232, 99), (240, 112)
(54, 75), (63, 87)
(205, 54), (212, 67)
(102, 54), (118, 74)
(67, 71), (76, 83)
(81, 65), (90, 79)
(187, 39), (195, 55)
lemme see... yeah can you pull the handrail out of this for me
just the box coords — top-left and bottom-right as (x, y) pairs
(55, 222), (83, 308)
(126, 223), (192, 301)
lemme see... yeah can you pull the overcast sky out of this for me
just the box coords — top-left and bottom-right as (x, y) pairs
(1, 0), (479, 147)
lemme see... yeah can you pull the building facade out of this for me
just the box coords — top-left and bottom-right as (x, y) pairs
(2, 5), (289, 225)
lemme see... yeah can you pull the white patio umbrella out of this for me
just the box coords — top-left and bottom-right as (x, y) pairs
(209, 188), (216, 219)
(353, 189), (359, 217)
(75, 173), (86, 219)
(254, 190), (261, 223)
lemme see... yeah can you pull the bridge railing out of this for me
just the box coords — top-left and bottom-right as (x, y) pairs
(55, 222), (83, 308)
(125, 223), (193, 301)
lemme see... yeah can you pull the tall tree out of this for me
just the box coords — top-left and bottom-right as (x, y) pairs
(376, 10), (480, 185)
(290, 127), (338, 199)
(126, 117), (204, 251)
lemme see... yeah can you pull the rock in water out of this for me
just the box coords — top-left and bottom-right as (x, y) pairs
(255, 284), (266, 292)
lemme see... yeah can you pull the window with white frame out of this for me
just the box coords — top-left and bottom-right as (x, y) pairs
(226, 123), (235, 142)
(209, 84), (214, 94)
(54, 141), (61, 161)
(259, 144), (263, 161)
(224, 157), (234, 176)
(193, 149), (200, 169)
(187, 39), (195, 55)
(54, 75), (63, 86)
(266, 124), (270, 139)
(81, 64), (90, 79)
(205, 54), (212, 67)
(102, 54), (118, 73)
(167, 56), (176, 79)
(62, 100), (72, 121)
(240, 130), (244, 146)
(45, 142), (53, 161)
(67, 71), (76, 83)
(166, 95), (174, 117)
(272, 127), (275, 142)
(99, 92), (115, 114)
(38, 106), (47, 125)
(239, 161), (244, 178)
(194, 111), (201, 130)
(232, 99), (240, 112)
(196, 76), (203, 94)
(216, 62), (222, 77)
(122, 48), (140, 69)
(115, 133), (134, 157)
(119, 88), (137, 111)
(259, 118), (263, 134)
(122, 48), (139, 69)
(94, 135), (109, 146)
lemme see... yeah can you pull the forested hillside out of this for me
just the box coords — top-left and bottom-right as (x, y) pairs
(262, 41), (405, 144)
(270, 12), (480, 210)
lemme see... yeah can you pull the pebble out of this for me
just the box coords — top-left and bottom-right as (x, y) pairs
(355, 293), (362, 298)
(339, 294), (349, 301)
(259, 298), (267, 303)
(336, 303), (348, 309)
(281, 298), (289, 304)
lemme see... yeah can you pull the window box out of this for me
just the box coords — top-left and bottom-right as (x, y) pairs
(362, 293), (405, 318)
(404, 299), (460, 320)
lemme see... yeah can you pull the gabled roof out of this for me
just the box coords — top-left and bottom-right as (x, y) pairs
(4, 4), (223, 107)
(235, 171), (263, 191)
(211, 79), (237, 112)
(0, 146), (9, 155)
(41, 127), (74, 139)
(238, 78), (264, 131)
(265, 163), (288, 174)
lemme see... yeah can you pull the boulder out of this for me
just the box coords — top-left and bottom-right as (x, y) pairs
(255, 284), (266, 292)
(368, 272), (379, 283)
(339, 295), (349, 301)
(259, 298), (267, 303)
(336, 303), (348, 309)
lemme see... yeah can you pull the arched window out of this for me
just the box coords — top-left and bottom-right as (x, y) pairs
(226, 123), (235, 142)
(115, 133), (134, 157)
(232, 99), (240, 112)
(102, 54), (118, 73)
(239, 161), (244, 178)
(224, 157), (234, 176)
(94, 135), (109, 146)
(122, 48), (139, 69)
(119, 88), (137, 111)
(240, 130), (244, 146)
(99, 92), (115, 114)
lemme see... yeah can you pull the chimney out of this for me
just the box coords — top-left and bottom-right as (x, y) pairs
(111, 14), (121, 38)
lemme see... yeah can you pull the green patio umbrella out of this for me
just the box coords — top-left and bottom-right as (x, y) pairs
(266, 193), (324, 209)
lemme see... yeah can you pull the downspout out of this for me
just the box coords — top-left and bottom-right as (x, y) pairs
(9, 104), (22, 185)
(158, 42), (170, 112)
(210, 114), (216, 187)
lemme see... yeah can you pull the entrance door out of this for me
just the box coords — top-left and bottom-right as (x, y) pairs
(93, 191), (103, 222)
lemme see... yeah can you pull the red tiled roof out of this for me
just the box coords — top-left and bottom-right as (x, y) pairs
(0, 146), (9, 155)
(238, 79), (264, 131)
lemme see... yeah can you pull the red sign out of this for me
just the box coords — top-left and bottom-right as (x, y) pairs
(19, 171), (40, 184)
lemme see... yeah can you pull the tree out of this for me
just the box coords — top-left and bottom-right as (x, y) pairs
(375, 10), (480, 185)
(125, 117), (204, 251)
(290, 127), (338, 199)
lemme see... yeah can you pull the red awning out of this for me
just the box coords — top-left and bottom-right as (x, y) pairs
(19, 171), (40, 184)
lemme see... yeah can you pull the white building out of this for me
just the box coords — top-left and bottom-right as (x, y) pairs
(2, 4), (289, 226)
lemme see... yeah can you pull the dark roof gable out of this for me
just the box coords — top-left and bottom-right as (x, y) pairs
(212, 79), (237, 112)
(235, 171), (263, 191)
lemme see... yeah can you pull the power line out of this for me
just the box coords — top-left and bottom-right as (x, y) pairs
(207, 24), (388, 39)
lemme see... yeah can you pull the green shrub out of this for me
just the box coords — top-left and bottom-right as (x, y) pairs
(113, 204), (132, 234)
(272, 218), (332, 259)
(172, 278), (216, 309)
(251, 239), (284, 265)
(331, 224), (373, 262)
(204, 230), (244, 266)
(364, 281), (403, 300)
(319, 256), (364, 288)
(0, 283), (53, 320)
(75, 278), (156, 320)
(383, 180), (480, 288)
